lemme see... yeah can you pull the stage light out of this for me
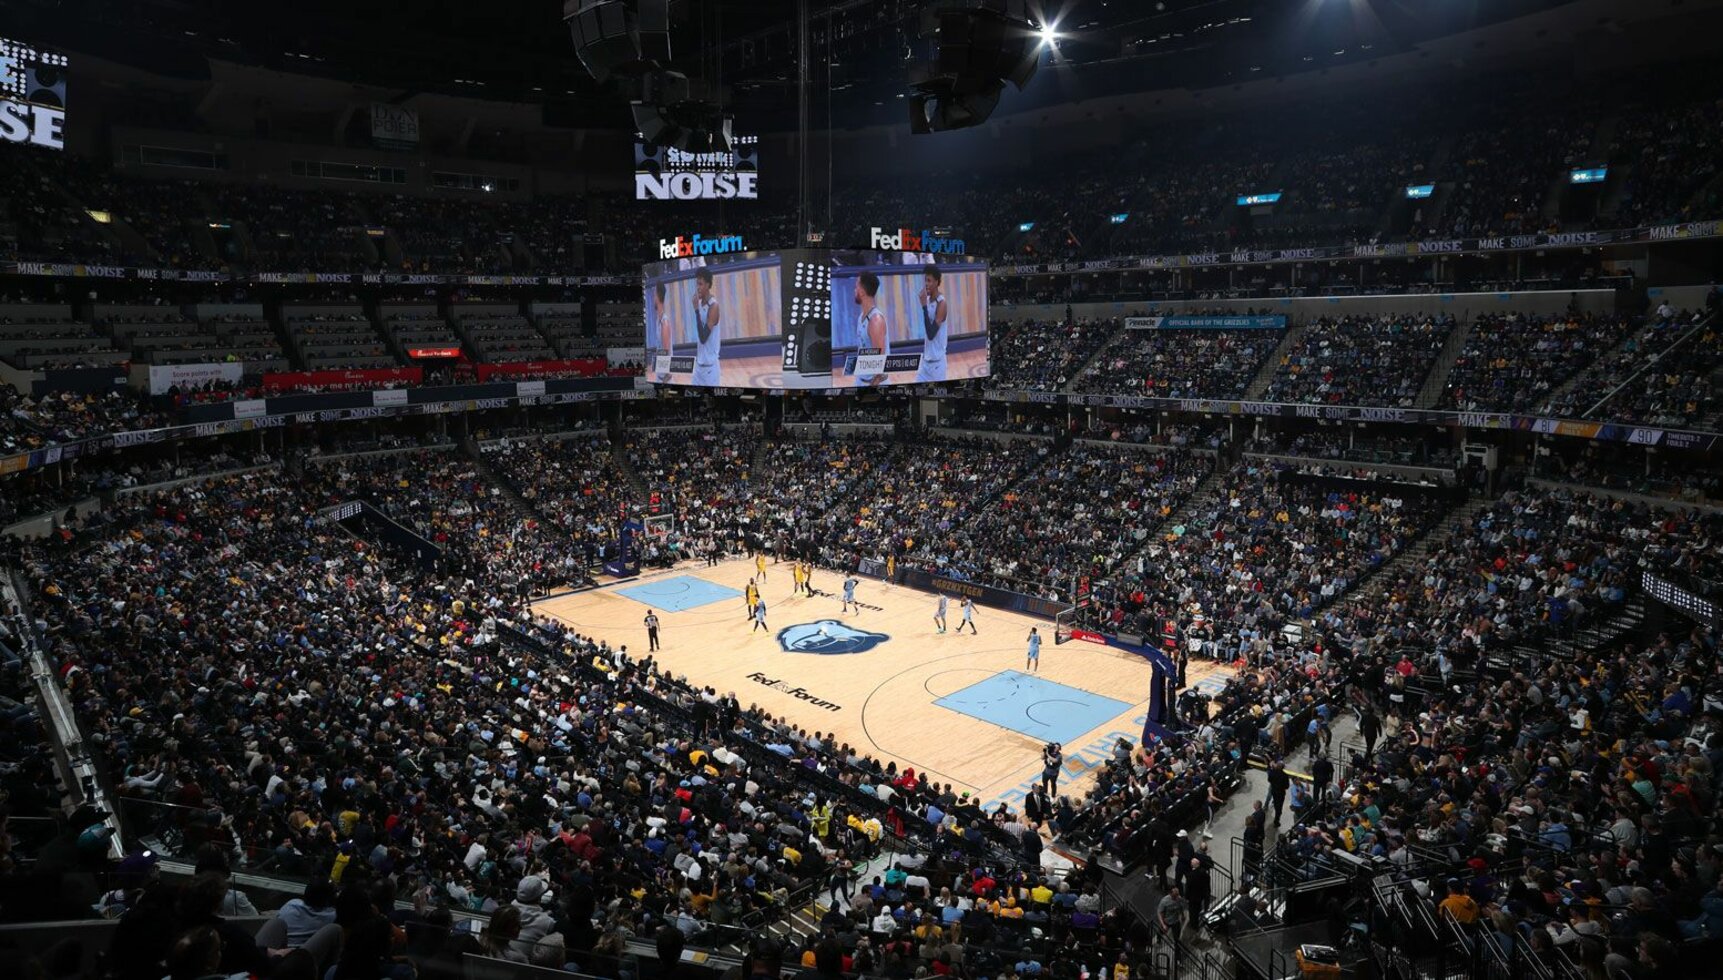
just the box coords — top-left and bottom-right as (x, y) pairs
(1038, 23), (1059, 47)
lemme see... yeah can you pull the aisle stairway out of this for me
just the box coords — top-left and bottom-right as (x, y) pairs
(1060, 318), (1131, 392)
(1245, 323), (1308, 400)
(1350, 495), (1494, 605)
(1414, 317), (1476, 409)
(608, 429), (652, 501)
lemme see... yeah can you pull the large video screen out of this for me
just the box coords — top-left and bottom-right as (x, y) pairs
(829, 251), (989, 387)
(643, 251), (783, 388)
(642, 249), (988, 389)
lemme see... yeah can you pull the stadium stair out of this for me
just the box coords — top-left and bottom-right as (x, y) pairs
(1060, 319), (1131, 392)
(1096, 459), (1232, 593)
(608, 430), (652, 502)
(264, 306), (305, 371)
(1245, 323), (1308, 400)
(1581, 311), (1717, 419)
(460, 436), (546, 523)
(1414, 316), (1475, 410)
(1536, 312), (1659, 416)
(1349, 495), (1494, 607)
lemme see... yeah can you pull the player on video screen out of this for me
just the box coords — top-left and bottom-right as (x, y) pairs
(691, 267), (722, 386)
(651, 282), (672, 382)
(916, 266), (947, 383)
(853, 272), (889, 387)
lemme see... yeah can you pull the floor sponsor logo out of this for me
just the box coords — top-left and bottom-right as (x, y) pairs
(777, 620), (889, 655)
(746, 672), (843, 712)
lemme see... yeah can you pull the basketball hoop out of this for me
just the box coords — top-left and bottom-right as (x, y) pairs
(1053, 604), (1077, 645)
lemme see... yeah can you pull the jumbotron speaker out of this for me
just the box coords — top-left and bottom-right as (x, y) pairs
(562, 0), (671, 82)
(908, 0), (1041, 134)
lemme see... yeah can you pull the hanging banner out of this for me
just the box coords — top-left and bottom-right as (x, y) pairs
(370, 103), (420, 150)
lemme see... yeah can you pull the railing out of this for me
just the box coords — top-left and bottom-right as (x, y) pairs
(3, 566), (124, 861)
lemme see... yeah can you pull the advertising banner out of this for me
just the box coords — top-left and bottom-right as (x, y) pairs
(147, 362), (242, 394)
(370, 103), (420, 150)
(262, 368), (423, 391)
(1126, 315), (1287, 330)
(473, 358), (607, 381)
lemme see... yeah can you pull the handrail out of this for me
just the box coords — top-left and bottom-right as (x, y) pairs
(1582, 311), (1717, 419)
(3, 566), (124, 861)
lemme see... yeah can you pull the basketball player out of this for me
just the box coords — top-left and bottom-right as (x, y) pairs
(745, 577), (760, 621)
(841, 574), (860, 613)
(852, 272), (890, 387)
(959, 597), (977, 635)
(934, 594), (949, 634)
(690, 267), (722, 386)
(755, 551), (767, 581)
(753, 596), (769, 633)
(800, 560), (815, 596)
(915, 266), (948, 383)
(651, 283), (672, 382)
(1026, 627), (1042, 672)
(792, 561), (807, 597)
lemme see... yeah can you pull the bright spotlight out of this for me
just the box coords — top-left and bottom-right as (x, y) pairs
(1037, 22), (1059, 47)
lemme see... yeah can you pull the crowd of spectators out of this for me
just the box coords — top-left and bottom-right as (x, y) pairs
(931, 445), (1215, 600)
(7, 399), (1723, 980)
(1073, 327), (1283, 400)
(312, 446), (593, 596)
(1540, 308), (1721, 427)
(987, 319), (1119, 392)
(477, 433), (634, 562)
(1438, 313), (1639, 413)
(0, 388), (169, 456)
(1263, 315), (1456, 407)
(1083, 460), (1451, 640)
(10, 447), (1174, 980)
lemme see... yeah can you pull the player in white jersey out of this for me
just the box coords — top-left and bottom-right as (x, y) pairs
(689, 267), (722, 386)
(650, 282), (672, 382)
(915, 265), (948, 383)
(852, 272), (889, 386)
(934, 593), (949, 634)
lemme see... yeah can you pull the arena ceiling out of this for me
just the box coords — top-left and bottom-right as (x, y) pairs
(3, 0), (1702, 131)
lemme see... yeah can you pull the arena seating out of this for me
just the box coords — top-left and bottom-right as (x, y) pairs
(479, 432), (633, 550)
(380, 306), (463, 360)
(0, 306), (125, 369)
(211, 184), (376, 272)
(454, 307), (557, 363)
(933, 444), (1216, 599)
(987, 319), (1119, 392)
(1073, 326), (1284, 399)
(1082, 459), (1452, 638)
(8, 49), (1723, 980)
(1263, 314), (1456, 407)
(282, 308), (397, 370)
(1438, 313), (1639, 413)
(1540, 309), (1722, 427)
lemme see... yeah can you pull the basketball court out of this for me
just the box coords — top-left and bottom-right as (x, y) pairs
(532, 557), (1235, 811)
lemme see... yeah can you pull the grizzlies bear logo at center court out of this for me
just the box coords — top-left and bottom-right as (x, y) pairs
(777, 620), (890, 655)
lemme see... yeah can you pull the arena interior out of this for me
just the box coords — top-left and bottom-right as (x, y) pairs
(2, 1), (1723, 979)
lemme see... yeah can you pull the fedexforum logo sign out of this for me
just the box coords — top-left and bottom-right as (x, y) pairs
(658, 233), (746, 260)
(0, 37), (68, 151)
(635, 136), (759, 201)
(747, 672), (843, 712)
(869, 227), (967, 255)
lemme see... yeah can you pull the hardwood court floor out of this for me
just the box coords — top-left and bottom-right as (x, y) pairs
(533, 558), (1234, 810)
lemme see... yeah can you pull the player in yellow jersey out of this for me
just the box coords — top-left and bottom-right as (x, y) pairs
(756, 552), (767, 581)
(791, 561), (806, 596)
(745, 578), (760, 620)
